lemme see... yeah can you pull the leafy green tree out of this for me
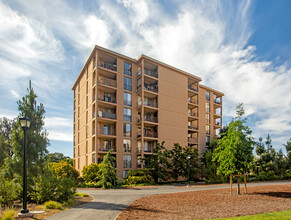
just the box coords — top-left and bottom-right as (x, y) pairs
(141, 142), (170, 183)
(204, 137), (226, 183)
(123, 169), (154, 185)
(0, 170), (21, 206)
(6, 81), (49, 184)
(168, 143), (200, 181)
(96, 150), (120, 189)
(82, 163), (100, 182)
(213, 103), (254, 192)
(50, 161), (79, 181)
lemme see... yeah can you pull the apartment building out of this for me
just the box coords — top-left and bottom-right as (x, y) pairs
(72, 45), (223, 178)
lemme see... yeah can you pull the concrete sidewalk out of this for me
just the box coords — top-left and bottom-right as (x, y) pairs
(47, 180), (291, 220)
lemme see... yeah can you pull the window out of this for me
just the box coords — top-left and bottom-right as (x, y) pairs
(123, 139), (132, 152)
(124, 123), (131, 137)
(124, 62), (132, 76)
(123, 170), (129, 178)
(206, 103), (210, 113)
(86, 96), (88, 108)
(138, 141), (141, 153)
(137, 78), (142, 91)
(206, 136), (210, 146)
(206, 91), (210, 101)
(206, 125), (210, 135)
(92, 137), (95, 151)
(92, 153), (96, 163)
(86, 141), (88, 154)
(123, 155), (132, 168)
(124, 92), (132, 106)
(144, 141), (153, 153)
(124, 77), (132, 91)
(206, 114), (210, 124)
(123, 108), (132, 122)
(86, 81), (88, 94)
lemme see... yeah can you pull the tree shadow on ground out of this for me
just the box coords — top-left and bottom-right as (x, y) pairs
(252, 192), (291, 198)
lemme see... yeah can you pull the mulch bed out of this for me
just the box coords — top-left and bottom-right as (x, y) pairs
(117, 184), (291, 219)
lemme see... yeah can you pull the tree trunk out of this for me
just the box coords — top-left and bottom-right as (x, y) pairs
(237, 176), (240, 194)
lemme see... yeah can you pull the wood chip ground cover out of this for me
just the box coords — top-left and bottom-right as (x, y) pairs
(117, 184), (291, 220)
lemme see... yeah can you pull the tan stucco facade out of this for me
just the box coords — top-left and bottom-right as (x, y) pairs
(72, 45), (223, 178)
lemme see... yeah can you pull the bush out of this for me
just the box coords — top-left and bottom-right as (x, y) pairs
(123, 169), (154, 185)
(30, 166), (76, 204)
(74, 192), (89, 197)
(78, 181), (97, 188)
(1, 209), (15, 220)
(44, 201), (63, 210)
(50, 161), (79, 181)
(0, 172), (21, 206)
(82, 163), (100, 182)
(256, 171), (279, 181)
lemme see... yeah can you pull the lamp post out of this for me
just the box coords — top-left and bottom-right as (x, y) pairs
(19, 116), (31, 214)
(187, 155), (191, 187)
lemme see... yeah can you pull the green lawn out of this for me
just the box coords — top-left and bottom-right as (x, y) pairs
(216, 210), (291, 220)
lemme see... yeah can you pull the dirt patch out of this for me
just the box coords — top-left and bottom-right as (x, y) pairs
(117, 184), (291, 220)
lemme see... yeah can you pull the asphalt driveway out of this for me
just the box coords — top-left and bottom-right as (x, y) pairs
(47, 180), (291, 220)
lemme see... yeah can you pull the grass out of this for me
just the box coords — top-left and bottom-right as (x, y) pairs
(44, 201), (63, 210)
(74, 192), (89, 197)
(217, 210), (291, 220)
(1, 209), (15, 220)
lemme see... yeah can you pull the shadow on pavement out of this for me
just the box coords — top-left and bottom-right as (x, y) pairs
(75, 201), (127, 211)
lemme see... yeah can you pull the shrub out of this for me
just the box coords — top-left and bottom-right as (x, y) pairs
(78, 181), (97, 188)
(50, 161), (79, 181)
(30, 166), (76, 204)
(82, 163), (100, 182)
(44, 201), (63, 210)
(74, 192), (89, 197)
(1, 209), (15, 220)
(0, 172), (21, 206)
(256, 171), (279, 181)
(123, 169), (154, 185)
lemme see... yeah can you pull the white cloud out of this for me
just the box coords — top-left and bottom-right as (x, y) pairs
(44, 117), (73, 142)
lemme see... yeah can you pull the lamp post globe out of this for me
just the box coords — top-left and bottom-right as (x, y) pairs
(19, 116), (30, 214)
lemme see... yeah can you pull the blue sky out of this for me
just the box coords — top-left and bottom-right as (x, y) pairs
(0, 0), (291, 157)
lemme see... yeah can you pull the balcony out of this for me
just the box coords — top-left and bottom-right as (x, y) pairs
(144, 82), (158, 93)
(98, 95), (116, 104)
(99, 146), (116, 152)
(144, 131), (158, 138)
(188, 98), (198, 106)
(92, 111), (96, 119)
(137, 84), (142, 92)
(97, 111), (116, 120)
(137, 69), (142, 78)
(188, 85), (198, 92)
(97, 128), (116, 136)
(98, 76), (117, 88)
(188, 137), (198, 144)
(188, 125), (198, 130)
(214, 99), (222, 104)
(98, 62), (117, 72)
(144, 69), (158, 78)
(144, 116), (158, 123)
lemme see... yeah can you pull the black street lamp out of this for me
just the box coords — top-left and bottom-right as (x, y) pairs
(19, 116), (31, 214)
(187, 155), (191, 187)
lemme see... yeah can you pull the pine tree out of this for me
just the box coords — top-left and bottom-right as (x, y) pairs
(7, 81), (49, 182)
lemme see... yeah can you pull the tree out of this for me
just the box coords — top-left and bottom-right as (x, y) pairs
(0, 117), (15, 166)
(284, 139), (291, 169)
(96, 150), (120, 189)
(168, 143), (200, 181)
(213, 103), (254, 193)
(7, 81), (49, 183)
(141, 142), (170, 183)
(50, 161), (79, 181)
(204, 137), (226, 183)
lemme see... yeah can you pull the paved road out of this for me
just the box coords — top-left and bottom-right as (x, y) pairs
(47, 180), (291, 220)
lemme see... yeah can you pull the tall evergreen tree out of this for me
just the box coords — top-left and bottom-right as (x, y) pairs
(7, 81), (49, 181)
(0, 117), (15, 166)
(284, 139), (291, 169)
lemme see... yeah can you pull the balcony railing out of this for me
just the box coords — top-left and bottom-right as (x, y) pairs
(215, 122), (221, 126)
(98, 62), (117, 71)
(188, 86), (198, 92)
(144, 69), (158, 78)
(144, 116), (158, 123)
(124, 100), (131, 106)
(188, 126), (198, 130)
(124, 115), (131, 122)
(144, 83), (158, 93)
(98, 76), (117, 87)
(98, 95), (116, 103)
(99, 146), (116, 152)
(97, 128), (116, 136)
(188, 137), (198, 144)
(188, 112), (197, 117)
(97, 111), (116, 120)
(214, 99), (221, 104)
(137, 69), (142, 78)
(188, 98), (198, 105)
(144, 131), (158, 138)
(144, 147), (152, 153)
